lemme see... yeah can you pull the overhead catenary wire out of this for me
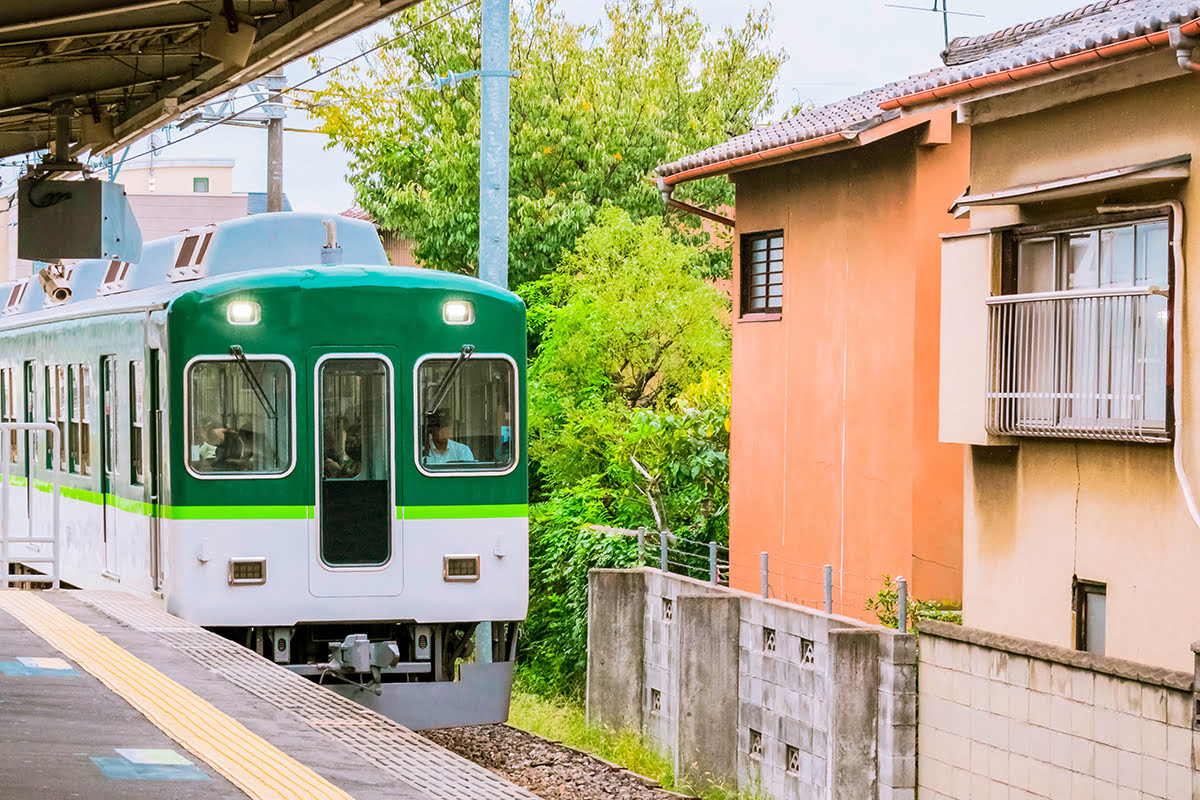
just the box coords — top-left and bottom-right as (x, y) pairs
(103, 0), (479, 166)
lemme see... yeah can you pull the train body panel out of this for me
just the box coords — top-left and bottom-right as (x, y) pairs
(164, 515), (528, 626)
(0, 213), (528, 728)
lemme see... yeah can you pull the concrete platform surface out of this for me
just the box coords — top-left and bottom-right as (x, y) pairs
(0, 589), (537, 800)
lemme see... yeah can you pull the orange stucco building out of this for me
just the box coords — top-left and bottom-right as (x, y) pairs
(659, 100), (969, 617)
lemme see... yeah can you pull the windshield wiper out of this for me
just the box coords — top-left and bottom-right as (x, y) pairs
(425, 344), (475, 417)
(229, 345), (277, 419)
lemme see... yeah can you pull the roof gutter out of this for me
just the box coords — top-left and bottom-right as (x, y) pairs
(881, 19), (1200, 111)
(658, 130), (858, 187)
(655, 178), (735, 227)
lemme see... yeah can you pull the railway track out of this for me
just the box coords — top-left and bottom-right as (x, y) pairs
(423, 724), (697, 800)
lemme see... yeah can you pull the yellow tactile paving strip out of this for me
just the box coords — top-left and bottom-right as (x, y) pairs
(0, 590), (356, 800)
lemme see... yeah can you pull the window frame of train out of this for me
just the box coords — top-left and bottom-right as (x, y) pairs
(315, 353), (396, 568)
(183, 354), (296, 479)
(412, 352), (519, 477)
(129, 360), (144, 486)
(67, 363), (91, 476)
(44, 364), (67, 471)
(0, 366), (17, 465)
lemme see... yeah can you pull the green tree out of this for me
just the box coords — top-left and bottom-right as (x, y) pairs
(527, 207), (730, 496)
(519, 210), (731, 696)
(308, 0), (782, 284)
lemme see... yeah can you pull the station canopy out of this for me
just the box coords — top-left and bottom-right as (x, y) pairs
(0, 0), (423, 161)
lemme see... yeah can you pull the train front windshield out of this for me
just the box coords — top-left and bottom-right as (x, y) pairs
(187, 358), (292, 475)
(417, 357), (515, 473)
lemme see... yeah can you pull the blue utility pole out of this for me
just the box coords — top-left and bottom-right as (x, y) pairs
(477, 0), (510, 290)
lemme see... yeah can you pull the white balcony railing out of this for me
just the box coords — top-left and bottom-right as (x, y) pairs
(985, 286), (1170, 443)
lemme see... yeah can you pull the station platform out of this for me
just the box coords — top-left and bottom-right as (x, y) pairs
(0, 589), (537, 800)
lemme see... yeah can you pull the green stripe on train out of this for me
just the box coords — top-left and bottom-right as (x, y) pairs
(0, 481), (526, 521)
(163, 505), (312, 520)
(402, 504), (528, 520)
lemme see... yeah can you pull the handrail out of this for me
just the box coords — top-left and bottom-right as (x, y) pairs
(985, 289), (1169, 443)
(0, 422), (61, 589)
(986, 285), (1165, 305)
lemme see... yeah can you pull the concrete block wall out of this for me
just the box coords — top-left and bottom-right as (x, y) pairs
(917, 619), (1197, 800)
(588, 568), (918, 800)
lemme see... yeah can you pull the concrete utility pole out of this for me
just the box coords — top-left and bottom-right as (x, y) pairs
(475, 0), (511, 666)
(265, 72), (285, 212)
(477, 0), (510, 289)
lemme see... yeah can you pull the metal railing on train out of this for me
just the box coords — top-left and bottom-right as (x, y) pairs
(985, 286), (1170, 443)
(0, 423), (62, 589)
(591, 525), (909, 628)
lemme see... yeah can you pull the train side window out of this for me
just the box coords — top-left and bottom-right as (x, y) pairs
(65, 364), (91, 475)
(186, 357), (293, 477)
(45, 365), (66, 471)
(0, 367), (16, 464)
(130, 361), (144, 485)
(415, 355), (516, 474)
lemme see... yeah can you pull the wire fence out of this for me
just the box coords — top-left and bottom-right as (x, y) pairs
(592, 524), (908, 628)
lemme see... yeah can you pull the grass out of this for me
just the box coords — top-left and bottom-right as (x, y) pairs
(506, 680), (760, 800)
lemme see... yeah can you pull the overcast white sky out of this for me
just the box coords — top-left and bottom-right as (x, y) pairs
(27, 1), (1088, 212)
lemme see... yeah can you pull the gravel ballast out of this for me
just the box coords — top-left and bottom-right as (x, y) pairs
(422, 724), (694, 800)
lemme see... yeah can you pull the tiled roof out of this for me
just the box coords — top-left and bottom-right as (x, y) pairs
(656, 83), (909, 179)
(340, 205), (375, 222)
(895, 0), (1200, 98)
(659, 0), (1200, 181)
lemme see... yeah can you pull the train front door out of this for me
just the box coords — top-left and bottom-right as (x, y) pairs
(100, 355), (118, 577)
(308, 349), (403, 597)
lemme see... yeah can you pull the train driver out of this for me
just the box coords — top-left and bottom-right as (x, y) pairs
(323, 416), (361, 479)
(425, 409), (474, 465)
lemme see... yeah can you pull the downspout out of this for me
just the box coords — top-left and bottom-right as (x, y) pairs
(1169, 27), (1200, 72)
(1097, 201), (1200, 528)
(656, 177), (734, 227)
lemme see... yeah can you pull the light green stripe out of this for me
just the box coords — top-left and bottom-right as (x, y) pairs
(402, 504), (528, 520)
(0, 487), (527, 522)
(4, 475), (26, 487)
(164, 505), (311, 521)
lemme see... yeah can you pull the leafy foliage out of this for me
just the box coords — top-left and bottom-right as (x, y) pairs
(519, 210), (731, 696)
(865, 575), (964, 631)
(308, 0), (783, 283)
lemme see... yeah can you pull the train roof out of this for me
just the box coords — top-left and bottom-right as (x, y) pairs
(0, 213), (517, 331)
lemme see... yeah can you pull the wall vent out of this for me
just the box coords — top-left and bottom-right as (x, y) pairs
(167, 229), (214, 282)
(97, 259), (132, 296)
(3, 279), (29, 315)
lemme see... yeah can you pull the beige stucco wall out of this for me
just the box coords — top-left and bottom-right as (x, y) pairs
(952, 60), (1200, 672)
(118, 159), (235, 195)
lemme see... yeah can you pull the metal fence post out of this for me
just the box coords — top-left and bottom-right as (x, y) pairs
(824, 564), (833, 614)
(636, 526), (645, 565)
(708, 541), (717, 584)
(896, 576), (908, 631)
(760, 551), (768, 598)
(660, 531), (668, 573)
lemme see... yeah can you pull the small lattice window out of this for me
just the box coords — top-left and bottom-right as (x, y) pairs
(662, 597), (673, 621)
(800, 637), (815, 667)
(749, 729), (763, 758)
(650, 688), (661, 714)
(786, 745), (800, 774)
(740, 231), (783, 315)
(762, 627), (776, 653)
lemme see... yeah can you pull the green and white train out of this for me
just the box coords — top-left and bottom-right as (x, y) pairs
(0, 212), (527, 728)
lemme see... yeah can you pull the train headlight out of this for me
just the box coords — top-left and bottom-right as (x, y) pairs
(227, 300), (261, 325)
(443, 300), (474, 325)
